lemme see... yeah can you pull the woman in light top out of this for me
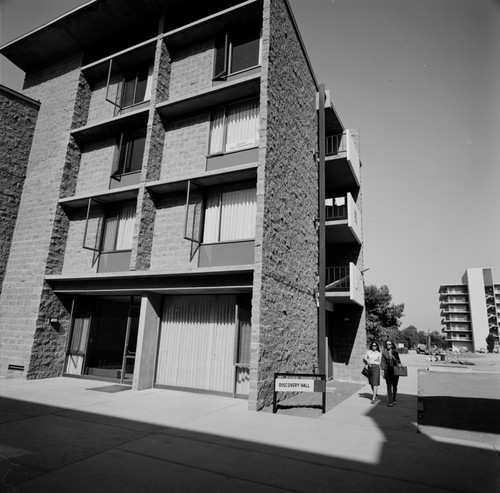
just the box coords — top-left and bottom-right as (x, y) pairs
(363, 341), (381, 404)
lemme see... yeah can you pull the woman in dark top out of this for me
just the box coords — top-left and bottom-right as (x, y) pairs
(381, 340), (401, 407)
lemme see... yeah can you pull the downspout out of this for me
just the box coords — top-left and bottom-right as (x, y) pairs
(317, 83), (326, 374)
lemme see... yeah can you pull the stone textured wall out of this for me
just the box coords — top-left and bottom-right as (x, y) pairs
(249, 0), (319, 410)
(150, 194), (197, 270)
(168, 40), (214, 100)
(0, 54), (86, 377)
(161, 113), (210, 180)
(86, 75), (121, 125)
(74, 138), (116, 196)
(0, 88), (39, 301)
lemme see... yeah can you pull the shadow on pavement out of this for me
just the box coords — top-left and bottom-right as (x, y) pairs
(1, 393), (499, 492)
(419, 396), (500, 435)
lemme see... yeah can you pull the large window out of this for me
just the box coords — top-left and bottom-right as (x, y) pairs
(101, 202), (136, 253)
(203, 185), (256, 243)
(213, 21), (261, 80)
(209, 99), (259, 155)
(121, 63), (153, 108)
(112, 129), (146, 177)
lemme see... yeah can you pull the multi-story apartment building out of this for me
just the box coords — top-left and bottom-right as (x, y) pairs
(439, 268), (500, 352)
(0, 0), (366, 410)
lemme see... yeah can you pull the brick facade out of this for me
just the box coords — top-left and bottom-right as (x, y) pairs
(0, 86), (39, 302)
(1, 0), (367, 403)
(249, 0), (320, 410)
(0, 54), (84, 377)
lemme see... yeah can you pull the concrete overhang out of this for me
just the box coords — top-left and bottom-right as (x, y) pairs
(45, 266), (254, 296)
(0, 0), (254, 73)
(147, 163), (258, 197)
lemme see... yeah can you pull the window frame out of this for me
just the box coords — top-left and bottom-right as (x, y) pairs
(105, 60), (153, 111)
(111, 128), (147, 180)
(213, 21), (262, 81)
(207, 98), (260, 157)
(184, 180), (257, 247)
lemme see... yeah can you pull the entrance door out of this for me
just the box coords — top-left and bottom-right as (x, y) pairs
(64, 296), (140, 382)
(120, 304), (139, 384)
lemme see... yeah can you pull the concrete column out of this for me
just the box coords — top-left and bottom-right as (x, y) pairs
(133, 293), (162, 390)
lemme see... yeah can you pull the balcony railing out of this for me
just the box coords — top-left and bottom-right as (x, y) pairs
(326, 266), (350, 290)
(325, 263), (364, 306)
(325, 193), (362, 244)
(325, 199), (347, 220)
(325, 134), (347, 156)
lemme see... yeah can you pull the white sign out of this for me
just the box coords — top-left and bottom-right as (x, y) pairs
(275, 378), (316, 392)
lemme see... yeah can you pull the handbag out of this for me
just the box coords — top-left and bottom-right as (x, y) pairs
(393, 365), (407, 377)
(361, 367), (370, 378)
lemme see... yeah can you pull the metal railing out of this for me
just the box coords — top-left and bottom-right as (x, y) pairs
(325, 134), (347, 156)
(326, 266), (349, 290)
(325, 200), (347, 220)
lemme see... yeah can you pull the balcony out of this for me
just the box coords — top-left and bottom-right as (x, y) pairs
(441, 315), (470, 323)
(325, 130), (360, 189)
(442, 324), (472, 332)
(325, 262), (364, 306)
(440, 306), (470, 315)
(325, 193), (361, 245)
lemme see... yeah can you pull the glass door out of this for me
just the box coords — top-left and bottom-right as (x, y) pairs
(120, 304), (140, 384)
(65, 296), (140, 383)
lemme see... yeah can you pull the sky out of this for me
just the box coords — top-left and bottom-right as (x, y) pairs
(1, 0), (499, 333)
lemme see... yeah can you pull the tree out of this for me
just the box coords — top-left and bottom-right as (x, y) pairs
(365, 285), (405, 344)
(429, 330), (446, 349)
(400, 325), (420, 349)
(486, 333), (496, 353)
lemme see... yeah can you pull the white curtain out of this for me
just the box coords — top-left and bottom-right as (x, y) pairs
(208, 108), (225, 155)
(156, 295), (237, 393)
(144, 64), (154, 101)
(219, 188), (256, 241)
(202, 192), (221, 243)
(225, 100), (259, 152)
(115, 203), (135, 250)
(208, 100), (259, 155)
(65, 313), (91, 375)
(203, 188), (256, 243)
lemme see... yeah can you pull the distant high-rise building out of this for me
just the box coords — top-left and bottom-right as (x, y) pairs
(439, 268), (500, 352)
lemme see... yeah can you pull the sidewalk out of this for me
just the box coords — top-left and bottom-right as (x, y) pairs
(0, 364), (499, 492)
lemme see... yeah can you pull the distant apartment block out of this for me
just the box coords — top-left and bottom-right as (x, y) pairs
(439, 268), (500, 352)
(0, 0), (366, 410)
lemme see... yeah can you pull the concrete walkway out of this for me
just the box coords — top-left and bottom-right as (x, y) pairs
(0, 360), (499, 492)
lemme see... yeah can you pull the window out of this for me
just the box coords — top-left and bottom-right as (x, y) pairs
(121, 63), (153, 108)
(209, 99), (259, 155)
(101, 202), (136, 253)
(213, 21), (261, 80)
(203, 185), (256, 243)
(112, 129), (146, 178)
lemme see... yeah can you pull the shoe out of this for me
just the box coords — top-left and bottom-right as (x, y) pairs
(370, 399), (376, 404)
(388, 403), (394, 407)
(393, 400), (397, 404)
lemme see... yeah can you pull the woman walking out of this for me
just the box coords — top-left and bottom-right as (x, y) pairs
(363, 342), (381, 404)
(381, 340), (402, 407)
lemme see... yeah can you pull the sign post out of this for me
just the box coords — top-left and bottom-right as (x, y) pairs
(273, 373), (327, 414)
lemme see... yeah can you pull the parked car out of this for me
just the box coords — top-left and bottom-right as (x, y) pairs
(416, 344), (429, 354)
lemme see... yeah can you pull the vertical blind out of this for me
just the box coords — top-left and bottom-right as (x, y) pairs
(209, 99), (259, 154)
(203, 187), (256, 243)
(102, 203), (135, 251)
(156, 295), (237, 393)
